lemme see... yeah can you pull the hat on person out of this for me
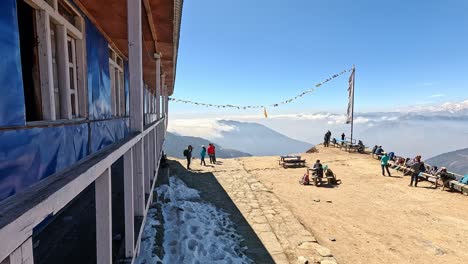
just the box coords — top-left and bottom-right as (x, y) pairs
(201, 145), (205, 147)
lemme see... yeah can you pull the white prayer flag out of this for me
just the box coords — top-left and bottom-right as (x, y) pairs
(346, 67), (355, 124)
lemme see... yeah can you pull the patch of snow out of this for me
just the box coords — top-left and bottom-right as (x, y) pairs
(135, 208), (163, 264)
(136, 177), (252, 264)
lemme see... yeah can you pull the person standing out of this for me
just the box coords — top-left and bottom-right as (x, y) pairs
(409, 156), (422, 187)
(207, 143), (214, 164)
(200, 145), (207, 166)
(183, 145), (193, 170)
(212, 144), (217, 163)
(381, 152), (391, 176)
(341, 133), (345, 141)
(324, 131), (331, 147)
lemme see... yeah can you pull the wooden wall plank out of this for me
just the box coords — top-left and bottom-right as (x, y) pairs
(95, 168), (112, 264)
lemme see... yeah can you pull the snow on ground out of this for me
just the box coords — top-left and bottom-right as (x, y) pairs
(135, 177), (252, 264)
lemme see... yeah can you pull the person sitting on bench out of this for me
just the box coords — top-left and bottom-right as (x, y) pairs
(375, 146), (384, 159)
(371, 145), (378, 156)
(437, 167), (453, 191)
(429, 166), (438, 176)
(311, 161), (324, 186)
(357, 140), (365, 153)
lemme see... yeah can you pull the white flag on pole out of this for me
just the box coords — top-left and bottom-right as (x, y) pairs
(346, 67), (355, 124)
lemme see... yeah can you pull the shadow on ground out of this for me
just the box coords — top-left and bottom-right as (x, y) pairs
(155, 159), (275, 263)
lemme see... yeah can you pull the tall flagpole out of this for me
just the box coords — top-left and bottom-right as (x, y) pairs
(350, 65), (355, 145)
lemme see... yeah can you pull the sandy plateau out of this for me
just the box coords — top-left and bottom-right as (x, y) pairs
(169, 146), (468, 263)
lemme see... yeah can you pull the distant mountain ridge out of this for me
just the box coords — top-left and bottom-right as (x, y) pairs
(164, 132), (252, 159)
(213, 120), (313, 156)
(426, 148), (468, 175)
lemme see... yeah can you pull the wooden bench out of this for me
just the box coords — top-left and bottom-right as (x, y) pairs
(307, 168), (337, 186)
(418, 172), (439, 188)
(282, 159), (306, 168)
(279, 155), (306, 168)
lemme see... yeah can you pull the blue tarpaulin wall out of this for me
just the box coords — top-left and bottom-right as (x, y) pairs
(0, 0), (25, 127)
(86, 19), (111, 120)
(0, 124), (89, 201)
(0, 11), (132, 202)
(90, 118), (129, 153)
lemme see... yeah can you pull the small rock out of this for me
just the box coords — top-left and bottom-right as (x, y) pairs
(313, 198), (320, 202)
(329, 237), (336, 242)
(326, 200), (332, 203)
(313, 244), (333, 257)
(297, 256), (309, 264)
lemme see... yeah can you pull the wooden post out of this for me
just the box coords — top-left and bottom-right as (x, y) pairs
(161, 74), (166, 119)
(128, 0), (143, 132)
(154, 54), (161, 119)
(123, 150), (134, 258)
(35, 11), (56, 120)
(56, 25), (72, 119)
(95, 168), (112, 264)
(133, 140), (145, 216)
(153, 127), (158, 173)
(149, 130), (155, 178)
(128, 0), (145, 218)
(7, 238), (33, 264)
(143, 135), (150, 194)
(75, 21), (87, 118)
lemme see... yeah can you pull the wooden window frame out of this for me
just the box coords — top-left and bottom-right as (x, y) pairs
(109, 46), (126, 117)
(24, 0), (87, 122)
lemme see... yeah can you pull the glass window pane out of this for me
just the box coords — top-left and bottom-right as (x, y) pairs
(58, 1), (77, 27)
(69, 67), (75, 90)
(71, 94), (76, 116)
(67, 39), (73, 63)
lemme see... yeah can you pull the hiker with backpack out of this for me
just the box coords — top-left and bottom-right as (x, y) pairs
(200, 145), (207, 166)
(183, 145), (193, 170)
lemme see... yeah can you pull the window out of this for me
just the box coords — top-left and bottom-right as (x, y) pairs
(17, 1), (42, 122)
(109, 47), (126, 116)
(18, 0), (85, 122)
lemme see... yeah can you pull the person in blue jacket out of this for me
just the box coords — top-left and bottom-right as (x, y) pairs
(200, 145), (207, 166)
(381, 152), (391, 176)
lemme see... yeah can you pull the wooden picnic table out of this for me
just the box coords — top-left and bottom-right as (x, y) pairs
(279, 155), (306, 168)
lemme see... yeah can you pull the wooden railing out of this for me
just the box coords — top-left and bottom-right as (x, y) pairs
(0, 117), (167, 264)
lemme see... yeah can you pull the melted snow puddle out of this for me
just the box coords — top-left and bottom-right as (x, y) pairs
(135, 177), (252, 264)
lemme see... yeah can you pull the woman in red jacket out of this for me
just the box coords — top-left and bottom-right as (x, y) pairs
(207, 144), (214, 164)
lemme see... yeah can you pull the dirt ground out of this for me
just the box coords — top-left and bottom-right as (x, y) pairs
(237, 146), (468, 264)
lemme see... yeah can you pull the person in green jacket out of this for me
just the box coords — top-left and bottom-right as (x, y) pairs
(381, 152), (391, 176)
(200, 145), (207, 166)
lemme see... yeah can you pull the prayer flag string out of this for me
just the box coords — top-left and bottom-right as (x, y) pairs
(168, 68), (352, 110)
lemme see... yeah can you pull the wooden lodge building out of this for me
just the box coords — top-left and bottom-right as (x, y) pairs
(0, 0), (182, 263)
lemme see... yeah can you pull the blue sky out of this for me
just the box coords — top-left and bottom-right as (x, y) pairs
(171, 0), (468, 117)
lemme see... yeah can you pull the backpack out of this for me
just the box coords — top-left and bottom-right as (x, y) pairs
(460, 175), (468, 185)
(300, 173), (310, 185)
(183, 149), (189, 157)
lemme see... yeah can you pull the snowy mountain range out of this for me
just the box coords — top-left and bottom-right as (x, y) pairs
(163, 132), (252, 159)
(169, 100), (468, 159)
(167, 120), (313, 157)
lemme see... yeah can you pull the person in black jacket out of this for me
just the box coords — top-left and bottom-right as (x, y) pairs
(409, 156), (422, 187)
(183, 145), (193, 170)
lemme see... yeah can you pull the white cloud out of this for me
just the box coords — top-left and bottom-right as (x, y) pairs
(168, 119), (237, 139)
(407, 99), (468, 113)
(429, 94), (445, 98)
